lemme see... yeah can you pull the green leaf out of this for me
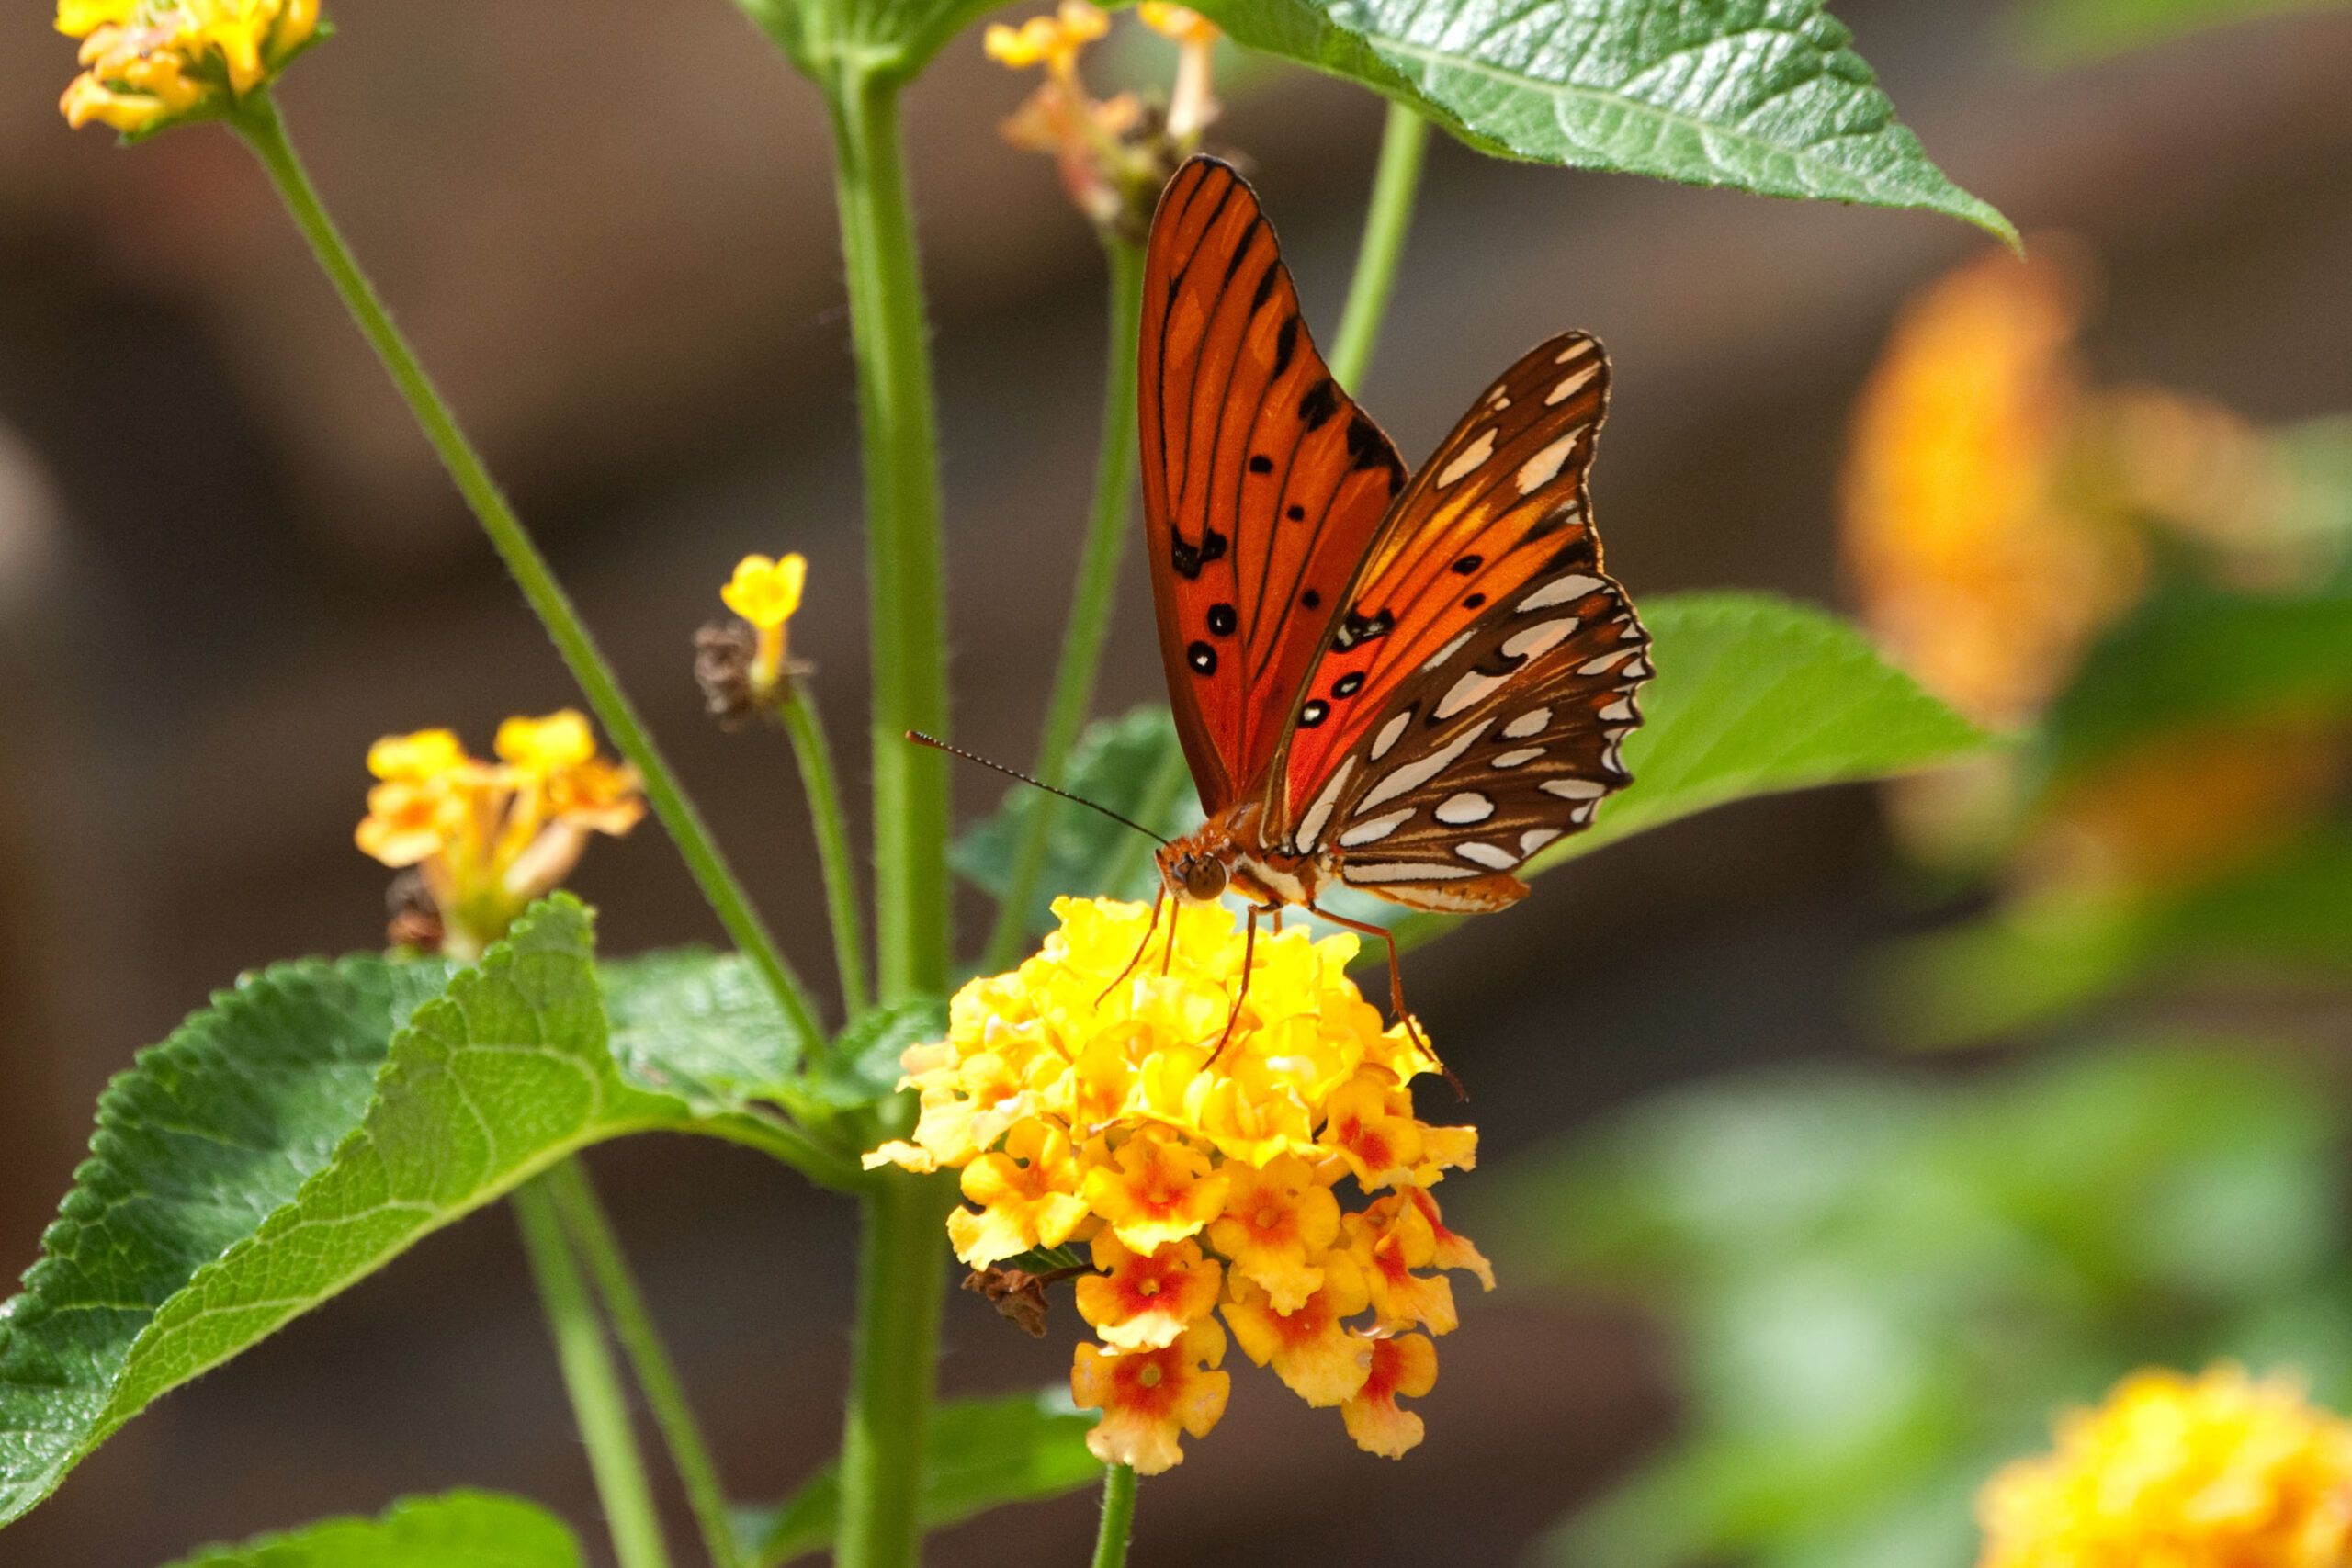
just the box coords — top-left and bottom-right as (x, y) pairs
(162, 1490), (583, 1568)
(1389, 592), (1991, 949)
(0, 901), (854, 1529)
(738, 1390), (1100, 1566)
(952, 706), (1200, 946)
(778, 995), (951, 1120)
(601, 947), (809, 1115)
(1192, 0), (2013, 240)
(2021, 0), (2347, 63)
(2038, 579), (2352, 786)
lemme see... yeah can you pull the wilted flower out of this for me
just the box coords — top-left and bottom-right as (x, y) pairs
(866, 896), (1488, 1472)
(57, 0), (323, 138)
(355, 711), (643, 956)
(1978, 1365), (2352, 1568)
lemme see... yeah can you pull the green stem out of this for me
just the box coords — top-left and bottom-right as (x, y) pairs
(1328, 102), (1431, 389)
(829, 67), (951, 1005)
(513, 1172), (673, 1568)
(544, 1161), (749, 1568)
(1090, 1465), (1137, 1568)
(981, 235), (1148, 973)
(230, 95), (825, 1061)
(781, 691), (873, 1021)
(835, 1170), (956, 1568)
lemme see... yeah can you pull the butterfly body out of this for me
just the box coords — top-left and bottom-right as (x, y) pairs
(1140, 156), (1650, 952)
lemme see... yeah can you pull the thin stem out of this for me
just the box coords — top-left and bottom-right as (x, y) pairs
(513, 1172), (673, 1568)
(830, 67), (951, 1005)
(1328, 101), (1431, 389)
(544, 1161), (749, 1568)
(780, 691), (873, 1021)
(981, 235), (1148, 973)
(230, 96), (826, 1060)
(835, 1170), (956, 1568)
(1090, 1464), (1137, 1568)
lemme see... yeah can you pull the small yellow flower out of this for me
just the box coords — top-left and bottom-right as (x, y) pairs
(1071, 1318), (1231, 1475)
(719, 552), (808, 702)
(1136, 3), (1220, 141)
(983, 0), (1108, 73)
(1978, 1365), (2352, 1568)
(57, 0), (323, 138)
(353, 713), (642, 957)
(867, 896), (1488, 1463)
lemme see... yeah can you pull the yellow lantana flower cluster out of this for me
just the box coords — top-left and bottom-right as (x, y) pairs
(866, 896), (1491, 1473)
(355, 711), (644, 957)
(57, 0), (322, 138)
(1979, 1366), (2352, 1568)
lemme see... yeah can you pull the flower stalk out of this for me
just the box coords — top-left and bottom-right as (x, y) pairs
(1329, 101), (1431, 389)
(1090, 1464), (1137, 1568)
(230, 93), (825, 1058)
(780, 691), (873, 1020)
(982, 233), (1148, 972)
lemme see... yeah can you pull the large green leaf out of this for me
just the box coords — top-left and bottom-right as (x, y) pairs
(0, 902), (849, 1529)
(1389, 592), (1991, 948)
(1193, 0), (2013, 239)
(163, 1490), (583, 1568)
(738, 1390), (1100, 1565)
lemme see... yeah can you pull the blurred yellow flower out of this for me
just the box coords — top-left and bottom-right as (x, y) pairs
(983, 0), (1108, 73)
(719, 552), (807, 701)
(57, 0), (322, 137)
(866, 896), (1485, 1471)
(1979, 1365), (2352, 1568)
(1842, 247), (2143, 735)
(355, 711), (643, 957)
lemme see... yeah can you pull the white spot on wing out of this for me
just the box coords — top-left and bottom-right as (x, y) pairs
(1433, 792), (1494, 826)
(1545, 364), (1600, 405)
(1292, 756), (1355, 852)
(1543, 778), (1606, 799)
(1600, 697), (1637, 722)
(1339, 807), (1414, 847)
(1578, 650), (1632, 676)
(1421, 629), (1475, 671)
(1343, 861), (1478, 883)
(1369, 710), (1412, 761)
(1520, 829), (1562, 855)
(1503, 707), (1551, 739)
(1516, 433), (1577, 491)
(1456, 841), (1519, 870)
(1555, 341), (1593, 366)
(1622, 656), (1654, 679)
(1502, 618), (1577, 660)
(1519, 574), (1603, 612)
(1360, 723), (1487, 812)
(1436, 428), (1497, 488)
(1437, 669), (1506, 720)
(1493, 746), (1544, 769)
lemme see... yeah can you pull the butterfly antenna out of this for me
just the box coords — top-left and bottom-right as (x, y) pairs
(906, 731), (1170, 846)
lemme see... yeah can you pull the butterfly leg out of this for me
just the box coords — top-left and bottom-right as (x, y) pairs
(1096, 887), (1167, 1006)
(1305, 902), (1463, 1099)
(1208, 904), (1258, 1067)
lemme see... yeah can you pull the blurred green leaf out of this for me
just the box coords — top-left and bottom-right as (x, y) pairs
(0, 900), (852, 1529)
(1191, 0), (2012, 239)
(739, 1390), (1100, 1565)
(953, 706), (1199, 949)
(779, 995), (951, 1118)
(1881, 831), (2352, 1050)
(1501, 1043), (2352, 1568)
(1390, 592), (1994, 949)
(2020, 0), (2346, 62)
(2038, 580), (2352, 785)
(162, 1491), (583, 1568)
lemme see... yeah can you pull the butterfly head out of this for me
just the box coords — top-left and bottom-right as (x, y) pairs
(1158, 835), (1231, 905)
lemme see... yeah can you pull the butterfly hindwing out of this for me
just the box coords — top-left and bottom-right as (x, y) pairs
(1270, 334), (1653, 899)
(1141, 156), (1408, 814)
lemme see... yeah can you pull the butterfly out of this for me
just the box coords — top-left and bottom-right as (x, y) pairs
(1135, 155), (1653, 1064)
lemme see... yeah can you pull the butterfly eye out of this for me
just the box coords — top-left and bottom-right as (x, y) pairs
(1181, 855), (1228, 902)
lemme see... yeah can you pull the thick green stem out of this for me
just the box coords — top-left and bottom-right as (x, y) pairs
(835, 1171), (956, 1568)
(232, 96), (825, 1059)
(514, 1172), (672, 1568)
(780, 691), (873, 1021)
(544, 1161), (748, 1568)
(1090, 1465), (1137, 1568)
(1328, 102), (1431, 389)
(829, 68), (951, 1005)
(981, 236), (1148, 972)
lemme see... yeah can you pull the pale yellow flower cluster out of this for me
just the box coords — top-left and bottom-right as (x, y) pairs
(57, 0), (322, 136)
(1980, 1366), (2352, 1568)
(867, 897), (1491, 1472)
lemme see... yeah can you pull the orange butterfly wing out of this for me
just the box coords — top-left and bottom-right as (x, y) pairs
(1140, 156), (1408, 814)
(1268, 334), (1653, 901)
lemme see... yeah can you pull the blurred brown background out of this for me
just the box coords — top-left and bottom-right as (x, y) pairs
(3, 1), (2349, 1562)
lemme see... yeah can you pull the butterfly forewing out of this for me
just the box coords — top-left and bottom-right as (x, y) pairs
(1269, 334), (1653, 898)
(1141, 157), (1408, 814)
